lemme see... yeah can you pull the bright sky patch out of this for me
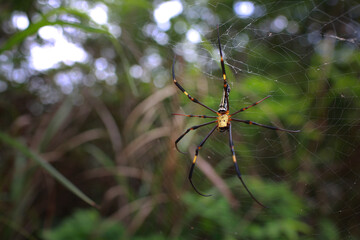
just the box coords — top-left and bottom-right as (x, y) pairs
(154, 0), (183, 24)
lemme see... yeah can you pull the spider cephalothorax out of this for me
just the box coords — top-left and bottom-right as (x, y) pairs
(218, 84), (230, 114)
(172, 26), (300, 208)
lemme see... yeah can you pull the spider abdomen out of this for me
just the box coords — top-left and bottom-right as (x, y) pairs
(218, 114), (229, 131)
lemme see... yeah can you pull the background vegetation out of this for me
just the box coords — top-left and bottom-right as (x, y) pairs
(0, 0), (359, 239)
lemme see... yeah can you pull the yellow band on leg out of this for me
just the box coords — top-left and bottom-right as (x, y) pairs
(193, 155), (197, 164)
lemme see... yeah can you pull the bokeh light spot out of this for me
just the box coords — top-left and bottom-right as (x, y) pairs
(11, 12), (29, 30)
(89, 3), (108, 25)
(186, 29), (201, 43)
(271, 15), (288, 32)
(234, 1), (255, 18)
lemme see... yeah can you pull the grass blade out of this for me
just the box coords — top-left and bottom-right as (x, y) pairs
(0, 131), (98, 208)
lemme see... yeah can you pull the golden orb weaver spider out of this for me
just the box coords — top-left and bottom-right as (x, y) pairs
(172, 27), (300, 208)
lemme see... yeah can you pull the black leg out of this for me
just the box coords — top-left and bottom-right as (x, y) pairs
(229, 123), (267, 208)
(172, 113), (217, 119)
(231, 119), (300, 133)
(189, 124), (218, 197)
(230, 95), (271, 117)
(172, 57), (217, 113)
(217, 26), (230, 111)
(175, 120), (217, 154)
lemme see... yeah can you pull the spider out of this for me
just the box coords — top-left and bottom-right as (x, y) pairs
(172, 27), (300, 208)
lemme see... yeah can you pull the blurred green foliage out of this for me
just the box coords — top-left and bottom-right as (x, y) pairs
(181, 179), (310, 240)
(43, 210), (125, 240)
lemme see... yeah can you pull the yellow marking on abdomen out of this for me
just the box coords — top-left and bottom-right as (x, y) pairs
(184, 91), (189, 96)
(218, 114), (229, 128)
(223, 74), (226, 80)
(232, 155), (236, 163)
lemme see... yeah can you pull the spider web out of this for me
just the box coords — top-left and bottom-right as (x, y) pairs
(167, 0), (360, 239)
(2, 0), (360, 239)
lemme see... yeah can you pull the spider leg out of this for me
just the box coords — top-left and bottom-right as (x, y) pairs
(231, 119), (300, 133)
(172, 113), (217, 119)
(229, 123), (267, 208)
(172, 57), (217, 114)
(189, 124), (218, 197)
(217, 26), (230, 111)
(175, 120), (217, 154)
(230, 95), (271, 117)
